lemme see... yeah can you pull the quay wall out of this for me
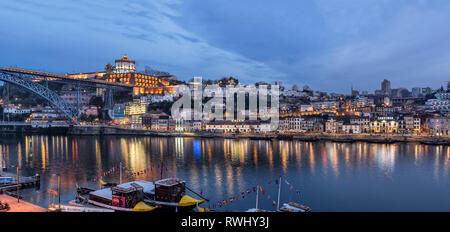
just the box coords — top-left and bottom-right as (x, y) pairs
(68, 126), (449, 144)
(0, 124), (448, 144)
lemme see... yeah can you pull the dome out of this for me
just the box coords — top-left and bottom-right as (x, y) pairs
(115, 54), (135, 64)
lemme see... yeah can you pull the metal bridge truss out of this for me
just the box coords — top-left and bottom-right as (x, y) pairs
(0, 71), (77, 123)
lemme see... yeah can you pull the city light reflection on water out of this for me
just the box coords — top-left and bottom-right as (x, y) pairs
(1, 135), (450, 211)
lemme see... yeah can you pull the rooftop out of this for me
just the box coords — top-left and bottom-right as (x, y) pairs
(155, 177), (185, 187)
(115, 54), (135, 64)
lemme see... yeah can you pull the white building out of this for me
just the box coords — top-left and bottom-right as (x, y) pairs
(342, 124), (361, 134)
(350, 117), (370, 133)
(426, 92), (450, 114)
(141, 94), (174, 103)
(426, 117), (449, 136)
(325, 118), (343, 134)
(312, 101), (338, 111)
(370, 117), (398, 134)
(300, 105), (314, 112)
(206, 121), (272, 133)
(398, 116), (421, 134)
(3, 106), (31, 114)
(114, 54), (136, 74)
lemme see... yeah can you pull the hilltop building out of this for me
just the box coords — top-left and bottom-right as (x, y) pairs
(103, 54), (175, 95)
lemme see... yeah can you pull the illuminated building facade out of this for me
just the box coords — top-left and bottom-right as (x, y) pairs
(124, 99), (147, 128)
(205, 121), (272, 133)
(370, 117), (398, 134)
(125, 99), (147, 116)
(426, 117), (449, 136)
(68, 71), (105, 80)
(103, 55), (175, 95)
(114, 54), (135, 74)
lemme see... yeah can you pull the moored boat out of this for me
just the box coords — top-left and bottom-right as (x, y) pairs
(49, 203), (115, 212)
(421, 140), (449, 146)
(75, 178), (206, 212)
(279, 202), (311, 212)
(331, 138), (354, 143)
(366, 139), (396, 144)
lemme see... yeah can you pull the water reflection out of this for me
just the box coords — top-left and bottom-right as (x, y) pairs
(0, 135), (449, 211)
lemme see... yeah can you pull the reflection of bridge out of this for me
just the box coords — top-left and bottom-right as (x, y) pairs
(0, 67), (134, 124)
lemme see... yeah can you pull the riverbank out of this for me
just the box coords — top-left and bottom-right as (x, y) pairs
(65, 125), (450, 144)
(0, 124), (447, 144)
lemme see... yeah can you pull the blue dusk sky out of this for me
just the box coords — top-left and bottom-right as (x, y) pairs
(1, 0), (449, 93)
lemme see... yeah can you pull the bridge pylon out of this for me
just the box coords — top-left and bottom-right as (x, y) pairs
(105, 87), (114, 110)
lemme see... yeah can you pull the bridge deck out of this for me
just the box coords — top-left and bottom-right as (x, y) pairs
(0, 67), (134, 88)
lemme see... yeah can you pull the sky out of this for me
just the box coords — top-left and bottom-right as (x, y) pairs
(1, 0), (449, 93)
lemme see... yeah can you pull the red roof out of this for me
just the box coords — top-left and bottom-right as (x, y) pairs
(115, 54), (135, 63)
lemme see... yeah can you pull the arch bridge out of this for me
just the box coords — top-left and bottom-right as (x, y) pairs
(0, 69), (78, 124)
(0, 67), (136, 124)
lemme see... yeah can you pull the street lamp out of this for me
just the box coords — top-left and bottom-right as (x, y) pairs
(52, 174), (61, 210)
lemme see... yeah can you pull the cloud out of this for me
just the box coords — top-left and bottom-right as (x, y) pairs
(0, 0), (285, 83)
(301, 0), (450, 92)
(1, 0), (449, 92)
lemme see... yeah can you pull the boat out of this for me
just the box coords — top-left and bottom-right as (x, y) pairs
(246, 208), (273, 212)
(75, 178), (206, 212)
(366, 139), (396, 144)
(246, 177), (311, 213)
(331, 138), (354, 143)
(295, 137), (319, 142)
(421, 140), (449, 146)
(279, 202), (311, 212)
(49, 203), (115, 212)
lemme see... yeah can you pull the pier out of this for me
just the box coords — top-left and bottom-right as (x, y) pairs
(0, 171), (40, 194)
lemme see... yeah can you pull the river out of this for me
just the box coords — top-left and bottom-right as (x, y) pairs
(1, 135), (449, 211)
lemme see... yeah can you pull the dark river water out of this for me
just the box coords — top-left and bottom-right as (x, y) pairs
(1, 135), (449, 212)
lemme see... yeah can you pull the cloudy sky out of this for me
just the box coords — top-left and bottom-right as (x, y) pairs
(1, 0), (449, 93)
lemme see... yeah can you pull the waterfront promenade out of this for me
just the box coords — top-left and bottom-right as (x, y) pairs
(0, 123), (447, 144)
(0, 194), (47, 212)
(66, 125), (450, 144)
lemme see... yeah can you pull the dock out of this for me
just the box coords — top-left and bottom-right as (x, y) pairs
(0, 194), (47, 212)
(0, 171), (40, 194)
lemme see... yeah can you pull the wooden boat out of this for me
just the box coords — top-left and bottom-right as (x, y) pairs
(279, 202), (311, 212)
(75, 178), (206, 212)
(49, 203), (115, 212)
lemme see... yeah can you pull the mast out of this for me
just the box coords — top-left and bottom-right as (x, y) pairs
(119, 162), (122, 184)
(160, 162), (163, 179)
(277, 176), (281, 211)
(58, 175), (61, 209)
(256, 185), (259, 210)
